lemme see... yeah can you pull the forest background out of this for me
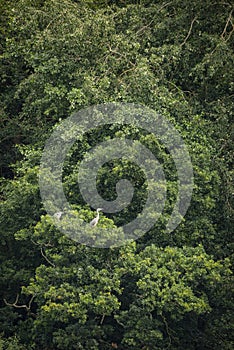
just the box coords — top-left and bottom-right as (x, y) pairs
(0, 0), (233, 349)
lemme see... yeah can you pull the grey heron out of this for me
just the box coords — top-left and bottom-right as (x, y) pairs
(90, 208), (103, 227)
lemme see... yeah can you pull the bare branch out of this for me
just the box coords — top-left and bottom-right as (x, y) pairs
(157, 1), (173, 13)
(226, 19), (234, 41)
(100, 314), (105, 325)
(31, 239), (40, 246)
(40, 247), (55, 267)
(31, 239), (53, 247)
(180, 17), (197, 47)
(221, 9), (233, 40)
(4, 294), (35, 312)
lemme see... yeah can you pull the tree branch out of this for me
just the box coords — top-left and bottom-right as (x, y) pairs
(180, 17), (197, 47)
(4, 294), (35, 312)
(100, 314), (105, 325)
(40, 247), (55, 267)
(221, 9), (234, 41)
(31, 239), (53, 247)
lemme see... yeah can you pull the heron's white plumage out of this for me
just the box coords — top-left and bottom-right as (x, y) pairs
(90, 208), (103, 227)
(53, 211), (63, 220)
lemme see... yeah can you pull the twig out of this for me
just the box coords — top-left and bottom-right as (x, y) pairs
(100, 314), (105, 324)
(226, 20), (234, 41)
(157, 1), (173, 13)
(31, 239), (53, 247)
(4, 294), (35, 312)
(119, 66), (137, 77)
(107, 45), (136, 67)
(221, 9), (233, 41)
(135, 2), (173, 37)
(161, 313), (172, 349)
(135, 17), (155, 36)
(180, 17), (197, 47)
(40, 247), (55, 267)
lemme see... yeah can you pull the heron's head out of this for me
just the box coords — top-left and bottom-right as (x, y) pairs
(96, 208), (103, 213)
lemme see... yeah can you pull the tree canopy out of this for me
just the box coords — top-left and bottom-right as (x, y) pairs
(0, 0), (233, 349)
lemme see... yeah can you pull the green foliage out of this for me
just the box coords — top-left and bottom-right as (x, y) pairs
(0, 334), (30, 350)
(0, 0), (233, 349)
